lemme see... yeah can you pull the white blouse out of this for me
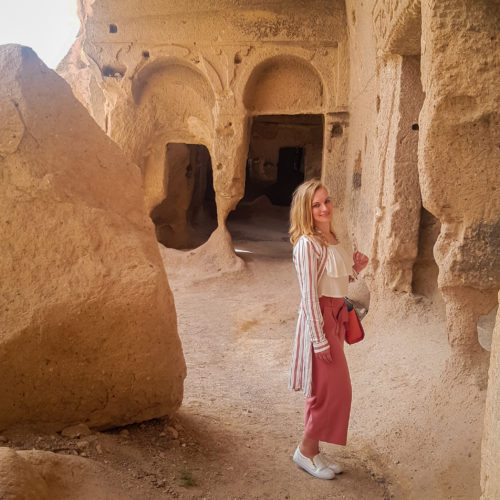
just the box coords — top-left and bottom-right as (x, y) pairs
(318, 244), (354, 298)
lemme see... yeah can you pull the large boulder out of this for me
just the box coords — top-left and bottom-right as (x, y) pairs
(0, 45), (186, 431)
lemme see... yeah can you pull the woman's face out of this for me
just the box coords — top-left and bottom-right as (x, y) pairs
(311, 187), (332, 226)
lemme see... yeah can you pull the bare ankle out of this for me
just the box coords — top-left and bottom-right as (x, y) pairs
(300, 444), (319, 459)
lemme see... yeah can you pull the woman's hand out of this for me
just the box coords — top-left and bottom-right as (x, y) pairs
(316, 349), (332, 363)
(353, 251), (369, 273)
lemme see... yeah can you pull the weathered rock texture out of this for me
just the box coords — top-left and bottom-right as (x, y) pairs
(58, 0), (499, 497)
(345, 0), (499, 497)
(481, 295), (500, 499)
(419, 0), (500, 362)
(58, 0), (349, 254)
(0, 44), (185, 431)
(0, 447), (132, 499)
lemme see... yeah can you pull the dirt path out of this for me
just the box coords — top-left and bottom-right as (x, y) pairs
(152, 207), (399, 499)
(3, 207), (404, 499)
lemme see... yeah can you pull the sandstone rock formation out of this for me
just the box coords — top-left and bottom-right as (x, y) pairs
(0, 447), (131, 499)
(418, 0), (499, 364)
(58, 0), (349, 258)
(56, 0), (498, 497)
(346, 1), (499, 497)
(0, 448), (50, 499)
(0, 44), (185, 431)
(481, 295), (500, 499)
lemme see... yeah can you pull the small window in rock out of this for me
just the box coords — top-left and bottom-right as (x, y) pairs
(331, 123), (343, 137)
(234, 54), (242, 64)
(412, 123), (419, 131)
(109, 24), (117, 33)
(142, 51), (150, 58)
(353, 172), (362, 189)
(102, 65), (126, 78)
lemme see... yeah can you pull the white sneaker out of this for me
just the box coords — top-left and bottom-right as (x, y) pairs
(320, 453), (343, 474)
(293, 446), (336, 480)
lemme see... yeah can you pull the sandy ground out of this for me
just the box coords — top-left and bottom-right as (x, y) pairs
(3, 202), (485, 499)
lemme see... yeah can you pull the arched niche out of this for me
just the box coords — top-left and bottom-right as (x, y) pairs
(132, 58), (215, 107)
(131, 59), (215, 140)
(127, 60), (218, 251)
(243, 55), (324, 114)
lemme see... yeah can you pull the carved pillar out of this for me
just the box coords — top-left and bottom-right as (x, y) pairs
(419, 0), (500, 362)
(211, 97), (250, 228)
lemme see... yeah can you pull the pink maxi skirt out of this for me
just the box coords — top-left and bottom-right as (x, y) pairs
(304, 296), (352, 445)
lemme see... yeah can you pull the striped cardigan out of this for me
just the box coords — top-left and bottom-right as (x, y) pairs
(289, 235), (329, 397)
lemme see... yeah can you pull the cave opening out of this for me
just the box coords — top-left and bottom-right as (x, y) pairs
(227, 114), (323, 245)
(150, 143), (216, 250)
(411, 207), (442, 305)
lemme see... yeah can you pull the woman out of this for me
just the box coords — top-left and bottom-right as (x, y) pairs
(289, 179), (368, 480)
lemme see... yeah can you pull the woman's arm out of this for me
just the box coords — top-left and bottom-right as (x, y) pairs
(294, 238), (329, 354)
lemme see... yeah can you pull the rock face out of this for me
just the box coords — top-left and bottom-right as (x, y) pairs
(0, 447), (133, 499)
(0, 45), (186, 431)
(418, 0), (499, 360)
(345, 1), (499, 498)
(0, 448), (50, 499)
(57, 0), (499, 497)
(481, 295), (500, 499)
(58, 0), (349, 261)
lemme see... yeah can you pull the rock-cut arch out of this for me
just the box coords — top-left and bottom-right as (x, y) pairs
(132, 58), (216, 110)
(243, 55), (324, 114)
(131, 58), (215, 144)
(128, 59), (218, 251)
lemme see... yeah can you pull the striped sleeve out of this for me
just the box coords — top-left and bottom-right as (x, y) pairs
(294, 237), (329, 354)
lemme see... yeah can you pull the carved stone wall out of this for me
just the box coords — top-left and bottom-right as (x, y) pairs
(370, 55), (424, 295)
(418, 4), (500, 493)
(346, 0), (499, 340)
(419, 0), (500, 362)
(59, 0), (349, 263)
(345, 0), (499, 497)
(247, 115), (323, 195)
(58, 0), (499, 496)
(372, 0), (421, 55)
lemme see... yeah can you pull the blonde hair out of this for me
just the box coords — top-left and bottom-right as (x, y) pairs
(289, 179), (335, 247)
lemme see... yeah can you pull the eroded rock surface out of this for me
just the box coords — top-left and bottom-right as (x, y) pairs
(58, 0), (349, 263)
(419, 0), (500, 361)
(55, 0), (499, 497)
(481, 295), (500, 499)
(0, 447), (132, 500)
(0, 44), (186, 431)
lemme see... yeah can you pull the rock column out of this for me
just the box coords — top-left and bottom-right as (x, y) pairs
(419, 0), (500, 364)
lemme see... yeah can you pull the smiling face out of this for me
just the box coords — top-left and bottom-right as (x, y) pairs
(311, 187), (332, 227)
